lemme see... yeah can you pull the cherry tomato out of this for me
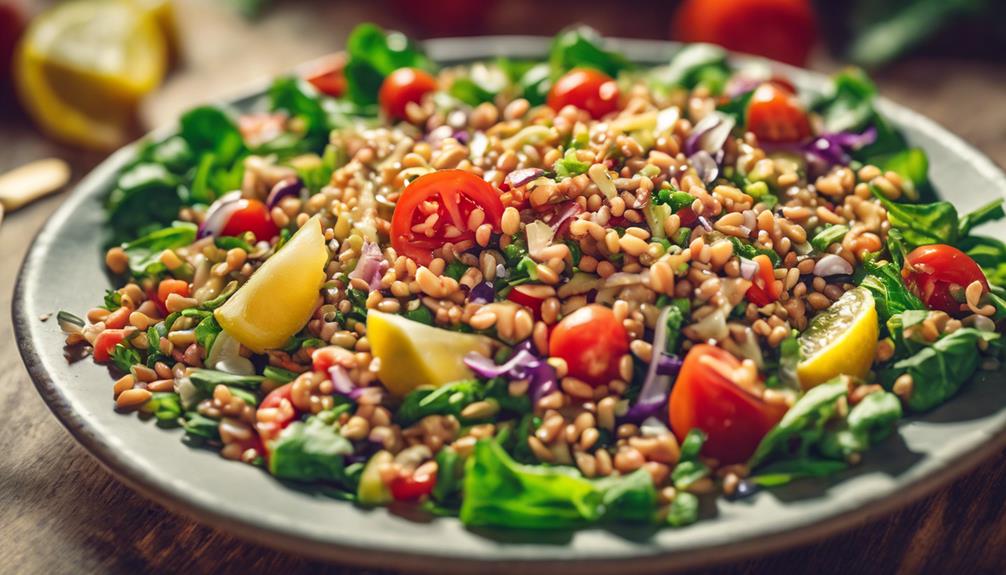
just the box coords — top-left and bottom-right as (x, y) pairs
(220, 198), (279, 241)
(379, 67), (438, 121)
(669, 344), (787, 464)
(676, 206), (698, 228)
(391, 170), (504, 265)
(256, 383), (300, 447)
(671, 0), (817, 67)
(156, 279), (190, 311)
(549, 304), (629, 386)
(103, 306), (131, 330)
(903, 245), (989, 316)
(745, 82), (812, 143)
(745, 254), (780, 307)
(547, 68), (620, 120)
(389, 468), (437, 501)
(506, 285), (545, 320)
(93, 329), (127, 363)
(304, 53), (347, 98)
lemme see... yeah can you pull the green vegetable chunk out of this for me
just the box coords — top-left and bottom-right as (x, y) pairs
(269, 410), (354, 483)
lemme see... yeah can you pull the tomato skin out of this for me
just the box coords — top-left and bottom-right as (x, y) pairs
(745, 254), (780, 307)
(256, 383), (300, 447)
(390, 170), (504, 265)
(93, 329), (127, 363)
(379, 67), (438, 121)
(671, 0), (817, 67)
(903, 245), (989, 316)
(547, 68), (620, 119)
(157, 279), (190, 311)
(549, 304), (629, 386)
(669, 344), (787, 464)
(746, 82), (812, 143)
(676, 206), (698, 228)
(390, 469), (437, 501)
(506, 285), (545, 320)
(220, 198), (279, 241)
(305, 53), (347, 98)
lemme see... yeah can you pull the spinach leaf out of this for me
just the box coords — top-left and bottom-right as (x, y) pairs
(858, 256), (925, 323)
(655, 43), (730, 94)
(396, 380), (486, 426)
(873, 148), (931, 200)
(811, 224), (850, 253)
(959, 235), (1006, 286)
(871, 186), (959, 246)
(516, 63), (552, 106)
(343, 23), (433, 106)
(749, 378), (849, 468)
(594, 468), (659, 524)
(813, 67), (878, 133)
(147, 136), (194, 174)
(820, 391), (902, 459)
(106, 163), (184, 244)
(548, 26), (630, 79)
(431, 447), (464, 506)
(879, 328), (1001, 412)
(958, 198), (1005, 237)
(179, 105), (245, 165)
(193, 315), (222, 354)
(269, 409), (354, 483)
(671, 429), (710, 489)
(120, 222), (198, 278)
(666, 492), (700, 527)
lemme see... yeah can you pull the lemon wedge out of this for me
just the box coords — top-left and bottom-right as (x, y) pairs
(367, 310), (494, 398)
(14, 0), (167, 150)
(797, 287), (879, 389)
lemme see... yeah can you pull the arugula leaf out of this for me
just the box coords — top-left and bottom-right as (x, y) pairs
(548, 26), (630, 78)
(343, 23), (433, 106)
(879, 327), (1001, 412)
(120, 222), (197, 278)
(268, 409), (354, 483)
(871, 186), (958, 246)
(959, 198), (1005, 237)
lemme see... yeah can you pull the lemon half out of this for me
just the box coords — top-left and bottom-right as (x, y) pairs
(797, 287), (879, 389)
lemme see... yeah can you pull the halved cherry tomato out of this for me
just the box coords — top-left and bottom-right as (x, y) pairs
(549, 304), (629, 386)
(669, 344), (787, 464)
(745, 254), (780, 306)
(676, 206), (698, 228)
(391, 170), (504, 265)
(506, 285), (545, 320)
(93, 329), (127, 363)
(256, 383), (300, 447)
(156, 279), (190, 312)
(389, 468), (437, 501)
(220, 198), (279, 241)
(103, 306), (131, 330)
(379, 67), (438, 121)
(671, 0), (817, 67)
(746, 82), (812, 143)
(902, 244), (989, 316)
(547, 68), (620, 120)
(304, 53), (347, 98)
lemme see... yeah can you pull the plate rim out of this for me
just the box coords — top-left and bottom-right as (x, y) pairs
(12, 35), (1006, 574)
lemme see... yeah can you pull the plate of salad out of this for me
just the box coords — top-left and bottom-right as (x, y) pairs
(14, 24), (1006, 573)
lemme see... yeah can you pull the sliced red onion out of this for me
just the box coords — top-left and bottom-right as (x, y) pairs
(266, 177), (303, 210)
(468, 281), (495, 304)
(328, 365), (356, 396)
(348, 239), (389, 291)
(697, 215), (713, 232)
(505, 168), (545, 189)
(764, 127), (877, 171)
(684, 112), (735, 157)
(622, 307), (680, 424)
(198, 191), (243, 238)
(813, 254), (854, 277)
(452, 129), (470, 145)
(689, 151), (720, 185)
(739, 257), (759, 280)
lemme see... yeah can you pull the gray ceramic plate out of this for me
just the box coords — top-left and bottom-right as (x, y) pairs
(13, 37), (1006, 574)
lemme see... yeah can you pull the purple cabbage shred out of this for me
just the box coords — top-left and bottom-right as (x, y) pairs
(464, 340), (557, 402)
(348, 240), (389, 291)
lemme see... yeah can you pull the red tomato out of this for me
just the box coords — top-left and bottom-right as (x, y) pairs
(93, 329), (127, 363)
(220, 198), (279, 241)
(256, 383), (300, 446)
(676, 206), (698, 228)
(311, 346), (353, 374)
(547, 68), (620, 120)
(745, 254), (780, 306)
(103, 306), (131, 330)
(304, 53), (347, 98)
(389, 469), (437, 501)
(669, 344), (787, 464)
(671, 0), (817, 67)
(902, 245), (989, 316)
(746, 82), (812, 143)
(157, 279), (190, 311)
(506, 285), (545, 319)
(379, 67), (438, 121)
(390, 170), (504, 265)
(549, 304), (629, 386)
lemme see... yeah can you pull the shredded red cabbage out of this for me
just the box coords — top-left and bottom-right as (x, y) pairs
(505, 168), (545, 189)
(684, 112), (735, 157)
(468, 281), (495, 304)
(464, 340), (557, 402)
(764, 127), (877, 172)
(621, 307), (682, 424)
(348, 240), (388, 291)
(327, 365), (371, 400)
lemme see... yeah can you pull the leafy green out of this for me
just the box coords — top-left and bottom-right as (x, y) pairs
(119, 222), (197, 278)
(193, 315), (222, 353)
(554, 149), (590, 178)
(655, 43), (730, 94)
(858, 256), (925, 323)
(269, 409), (354, 483)
(397, 380), (485, 426)
(548, 26), (630, 79)
(875, 147), (931, 199)
(431, 447), (464, 506)
(106, 163), (184, 244)
(343, 23), (434, 106)
(959, 198), (1005, 237)
(820, 391), (902, 459)
(183, 412), (221, 441)
(147, 392), (183, 424)
(750, 378), (850, 468)
(871, 186), (959, 246)
(179, 105), (245, 165)
(102, 289), (123, 310)
(402, 304), (434, 326)
(459, 440), (657, 529)
(516, 63), (552, 106)
(811, 225), (850, 253)
(652, 188), (695, 212)
(188, 368), (265, 390)
(263, 365), (299, 383)
(813, 67), (878, 133)
(110, 344), (141, 373)
(666, 492), (700, 527)
(671, 430), (710, 489)
(147, 136), (193, 174)
(444, 260), (468, 281)
(879, 328), (1000, 412)
(728, 236), (781, 266)
(750, 459), (849, 486)
(959, 235), (1006, 285)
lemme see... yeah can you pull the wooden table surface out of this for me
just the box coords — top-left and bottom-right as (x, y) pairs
(2, 2), (1005, 573)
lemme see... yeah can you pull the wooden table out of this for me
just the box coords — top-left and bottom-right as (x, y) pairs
(3, 2), (1005, 573)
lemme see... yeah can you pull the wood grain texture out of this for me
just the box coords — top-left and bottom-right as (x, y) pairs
(2, 2), (1005, 573)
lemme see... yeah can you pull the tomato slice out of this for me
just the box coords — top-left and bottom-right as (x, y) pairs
(221, 198), (279, 241)
(903, 244), (989, 316)
(256, 383), (300, 448)
(549, 304), (629, 386)
(390, 469), (437, 501)
(157, 279), (190, 311)
(506, 285), (545, 320)
(746, 82), (812, 143)
(93, 329), (127, 363)
(391, 170), (504, 265)
(304, 53), (347, 98)
(379, 67), (438, 121)
(745, 254), (779, 306)
(669, 344), (786, 464)
(547, 68), (620, 119)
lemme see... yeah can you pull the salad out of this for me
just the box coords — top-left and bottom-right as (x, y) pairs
(58, 24), (1005, 530)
